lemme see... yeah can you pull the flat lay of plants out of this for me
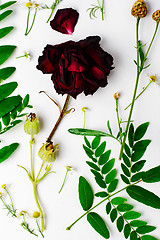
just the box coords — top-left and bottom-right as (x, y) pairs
(0, 0), (160, 239)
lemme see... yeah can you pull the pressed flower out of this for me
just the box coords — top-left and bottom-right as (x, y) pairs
(38, 141), (58, 163)
(24, 113), (40, 135)
(152, 10), (160, 22)
(50, 8), (79, 34)
(131, 0), (147, 18)
(37, 36), (114, 99)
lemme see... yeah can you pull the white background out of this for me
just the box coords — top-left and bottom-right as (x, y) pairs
(0, 0), (160, 239)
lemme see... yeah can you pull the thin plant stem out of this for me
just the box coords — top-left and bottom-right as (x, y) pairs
(4, 188), (15, 211)
(119, 17), (140, 160)
(25, 7), (31, 35)
(59, 169), (69, 193)
(115, 99), (122, 141)
(25, 8), (38, 36)
(32, 182), (44, 232)
(47, 94), (70, 142)
(124, 81), (152, 110)
(30, 135), (34, 180)
(36, 161), (45, 182)
(101, 0), (104, 20)
(36, 220), (44, 238)
(47, 8), (54, 23)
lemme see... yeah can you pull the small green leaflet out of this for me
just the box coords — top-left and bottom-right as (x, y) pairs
(116, 216), (124, 232)
(0, 10), (12, 22)
(0, 143), (18, 163)
(78, 176), (94, 211)
(0, 67), (16, 81)
(91, 136), (100, 149)
(132, 140), (151, 152)
(111, 197), (127, 205)
(68, 128), (109, 137)
(0, 95), (22, 118)
(0, 81), (17, 101)
(110, 208), (117, 222)
(130, 220), (147, 227)
(0, 45), (16, 65)
(141, 235), (158, 240)
(123, 211), (141, 220)
(126, 185), (160, 209)
(0, 26), (14, 39)
(87, 212), (110, 239)
(117, 203), (133, 212)
(136, 225), (156, 234)
(142, 165), (160, 183)
(134, 122), (149, 141)
(0, 1), (16, 10)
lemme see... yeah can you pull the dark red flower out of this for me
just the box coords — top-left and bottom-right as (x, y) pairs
(50, 8), (79, 35)
(37, 36), (114, 99)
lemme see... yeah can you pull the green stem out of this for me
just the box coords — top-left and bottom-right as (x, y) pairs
(115, 99), (122, 141)
(25, 7), (31, 35)
(16, 55), (26, 59)
(124, 81), (152, 110)
(36, 161), (45, 182)
(101, 0), (104, 20)
(59, 169), (69, 193)
(4, 188), (14, 211)
(119, 17), (140, 160)
(25, 8), (38, 36)
(47, 94), (70, 142)
(33, 182), (44, 232)
(30, 135), (34, 180)
(141, 22), (159, 70)
(47, 8), (54, 23)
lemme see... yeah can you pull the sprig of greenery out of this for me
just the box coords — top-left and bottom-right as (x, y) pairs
(20, 212), (38, 237)
(67, 131), (160, 239)
(87, 0), (105, 21)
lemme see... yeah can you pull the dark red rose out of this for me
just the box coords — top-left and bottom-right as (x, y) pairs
(50, 8), (79, 35)
(37, 36), (114, 99)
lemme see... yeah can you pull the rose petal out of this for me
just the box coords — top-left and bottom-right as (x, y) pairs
(50, 8), (79, 35)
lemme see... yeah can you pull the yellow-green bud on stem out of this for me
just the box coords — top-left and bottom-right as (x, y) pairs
(38, 141), (58, 163)
(24, 113), (40, 135)
(33, 211), (40, 218)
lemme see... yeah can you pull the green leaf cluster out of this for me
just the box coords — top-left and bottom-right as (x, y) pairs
(0, 1), (32, 163)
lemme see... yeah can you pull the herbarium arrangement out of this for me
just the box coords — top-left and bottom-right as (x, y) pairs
(0, 0), (160, 240)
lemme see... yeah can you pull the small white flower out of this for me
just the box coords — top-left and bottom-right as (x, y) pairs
(146, 73), (160, 85)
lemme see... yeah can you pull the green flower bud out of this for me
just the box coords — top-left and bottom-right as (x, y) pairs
(24, 113), (40, 135)
(38, 141), (58, 163)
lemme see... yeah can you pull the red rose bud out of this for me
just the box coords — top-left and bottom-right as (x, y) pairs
(37, 36), (114, 98)
(50, 8), (79, 35)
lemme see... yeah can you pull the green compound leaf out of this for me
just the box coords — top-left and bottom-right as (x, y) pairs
(111, 197), (127, 205)
(0, 26), (14, 39)
(117, 204), (133, 212)
(106, 202), (112, 214)
(133, 140), (151, 152)
(0, 143), (18, 163)
(0, 95), (22, 118)
(86, 161), (100, 171)
(0, 45), (16, 65)
(142, 165), (160, 183)
(141, 235), (158, 240)
(126, 185), (160, 209)
(102, 158), (115, 175)
(98, 150), (111, 165)
(134, 122), (149, 141)
(68, 128), (109, 137)
(105, 169), (117, 184)
(124, 224), (131, 238)
(95, 141), (106, 157)
(123, 211), (141, 220)
(0, 67), (16, 81)
(0, 1), (16, 10)
(0, 10), (12, 21)
(136, 225), (156, 234)
(110, 208), (117, 222)
(87, 212), (110, 239)
(108, 179), (118, 193)
(116, 216), (124, 232)
(95, 191), (108, 198)
(91, 136), (100, 149)
(0, 81), (17, 101)
(78, 176), (94, 211)
(131, 160), (146, 173)
(130, 220), (147, 227)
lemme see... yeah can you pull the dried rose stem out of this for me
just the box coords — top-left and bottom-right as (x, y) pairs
(47, 94), (70, 142)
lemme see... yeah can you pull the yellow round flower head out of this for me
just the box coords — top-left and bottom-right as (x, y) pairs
(33, 211), (40, 218)
(152, 10), (160, 22)
(131, 0), (147, 18)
